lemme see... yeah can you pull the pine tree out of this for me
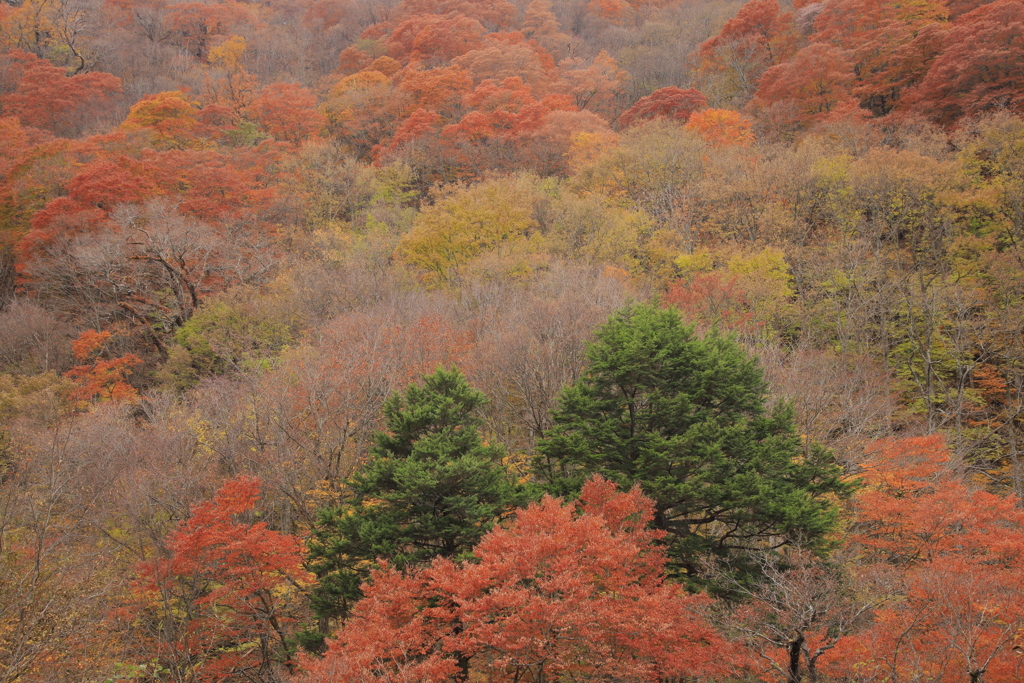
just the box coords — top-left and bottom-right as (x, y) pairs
(307, 367), (525, 627)
(535, 304), (848, 585)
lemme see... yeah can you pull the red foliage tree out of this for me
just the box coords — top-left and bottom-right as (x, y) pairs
(559, 50), (628, 116)
(825, 435), (1024, 682)
(810, 0), (949, 115)
(395, 0), (516, 28)
(618, 87), (707, 128)
(63, 328), (142, 403)
(136, 475), (313, 682)
(811, 0), (946, 48)
(397, 64), (474, 113)
(519, 108), (616, 175)
(16, 144), (280, 330)
(451, 37), (555, 94)
(522, 0), (571, 58)
(706, 0), (796, 57)
(375, 107), (443, 163)
(0, 50), (121, 137)
(323, 73), (412, 158)
(853, 21), (950, 116)
(901, 0), (1024, 125)
(748, 42), (859, 135)
(429, 77), (576, 176)
(19, 142), (277, 245)
(945, 0), (1000, 19)
(337, 45), (378, 75)
(248, 82), (325, 144)
(0, 116), (54, 180)
(876, 559), (1024, 682)
(0, 116), (59, 262)
(700, 0), (802, 100)
(849, 435), (1024, 566)
(386, 13), (487, 63)
(301, 476), (743, 682)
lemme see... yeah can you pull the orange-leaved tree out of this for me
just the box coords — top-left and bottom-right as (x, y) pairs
(248, 82), (325, 144)
(685, 108), (755, 146)
(810, 0), (948, 116)
(0, 49), (121, 137)
(748, 42), (859, 137)
(15, 142), (280, 332)
(901, 0), (1024, 126)
(825, 435), (1024, 682)
(63, 329), (142, 404)
(135, 475), (313, 682)
(695, 0), (798, 106)
(300, 475), (745, 682)
(618, 86), (707, 128)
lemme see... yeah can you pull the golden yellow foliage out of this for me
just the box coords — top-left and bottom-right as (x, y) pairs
(209, 35), (248, 72)
(398, 176), (544, 285)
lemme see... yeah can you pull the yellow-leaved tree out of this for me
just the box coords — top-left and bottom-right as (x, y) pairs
(398, 176), (547, 285)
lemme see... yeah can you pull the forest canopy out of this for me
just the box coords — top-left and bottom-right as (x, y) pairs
(3, 0), (1024, 680)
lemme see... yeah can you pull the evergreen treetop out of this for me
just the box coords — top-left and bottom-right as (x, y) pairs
(535, 304), (849, 583)
(307, 367), (525, 623)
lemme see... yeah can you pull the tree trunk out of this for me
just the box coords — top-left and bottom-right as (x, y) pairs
(788, 635), (805, 683)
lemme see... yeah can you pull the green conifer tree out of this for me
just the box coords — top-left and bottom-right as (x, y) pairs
(307, 367), (525, 627)
(535, 304), (849, 584)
